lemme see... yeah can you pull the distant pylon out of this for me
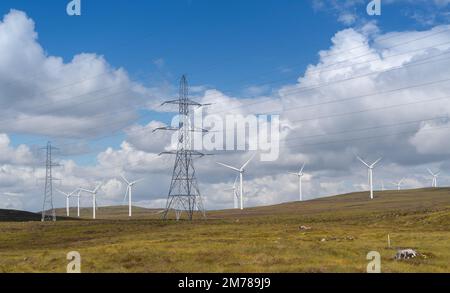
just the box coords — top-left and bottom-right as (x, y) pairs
(155, 75), (209, 221)
(41, 141), (60, 222)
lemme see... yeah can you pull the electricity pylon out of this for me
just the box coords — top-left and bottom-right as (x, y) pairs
(155, 75), (209, 221)
(41, 142), (60, 222)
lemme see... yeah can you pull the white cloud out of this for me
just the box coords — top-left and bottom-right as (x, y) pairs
(0, 10), (158, 138)
(0, 134), (34, 165)
(1, 11), (450, 212)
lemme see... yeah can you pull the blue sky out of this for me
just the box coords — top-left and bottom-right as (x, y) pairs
(1, 0), (445, 157)
(0, 1), (450, 211)
(1, 0), (442, 95)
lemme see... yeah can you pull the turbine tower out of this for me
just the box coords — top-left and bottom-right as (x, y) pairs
(75, 189), (81, 217)
(41, 142), (61, 222)
(392, 178), (405, 191)
(155, 75), (209, 221)
(427, 169), (440, 188)
(224, 176), (240, 209)
(217, 154), (256, 210)
(289, 163), (306, 201)
(79, 184), (101, 219)
(120, 175), (143, 217)
(357, 156), (382, 200)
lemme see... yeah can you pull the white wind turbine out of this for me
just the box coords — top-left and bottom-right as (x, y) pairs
(357, 156), (382, 200)
(120, 175), (143, 217)
(79, 184), (101, 219)
(289, 163), (306, 201)
(217, 154), (256, 210)
(56, 188), (78, 217)
(427, 168), (440, 188)
(224, 176), (240, 209)
(392, 178), (405, 191)
(75, 189), (81, 217)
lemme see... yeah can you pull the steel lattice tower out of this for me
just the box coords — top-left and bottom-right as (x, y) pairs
(156, 75), (208, 220)
(41, 142), (60, 222)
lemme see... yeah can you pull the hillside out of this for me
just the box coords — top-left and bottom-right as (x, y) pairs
(0, 209), (42, 222)
(52, 188), (450, 221)
(0, 188), (449, 273)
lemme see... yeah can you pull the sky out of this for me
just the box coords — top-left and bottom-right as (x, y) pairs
(0, 0), (449, 212)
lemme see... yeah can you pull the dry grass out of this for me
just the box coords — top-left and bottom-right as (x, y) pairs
(0, 188), (449, 272)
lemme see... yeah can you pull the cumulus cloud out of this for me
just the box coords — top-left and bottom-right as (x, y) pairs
(0, 10), (157, 138)
(2, 10), (450, 212)
(0, 134), (34, 165)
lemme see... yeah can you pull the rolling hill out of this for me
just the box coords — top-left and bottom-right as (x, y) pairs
(0, 209), (42, 222)
(0, 188), (449, 272)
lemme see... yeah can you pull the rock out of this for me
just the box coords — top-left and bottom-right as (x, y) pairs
(395, 249), (418, 260)
(320, 238), (327, 242)
(299, 225), (312, 231)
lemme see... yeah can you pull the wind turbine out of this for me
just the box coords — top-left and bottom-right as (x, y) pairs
(56, 188), (78, 217)
(357, 156), (382, 200)
(217, 153), (256, 210)
(289, 163), (306, 201)
(79, 184), (101, 219)
(75, 189), (81, 217)
(427, 169), (440, 188)
(120, 175), (143, 217)
(392, 178), (405, 191)
(224, 176), (240, 209)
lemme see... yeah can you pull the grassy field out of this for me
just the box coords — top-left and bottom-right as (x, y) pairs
(0, 188), (449, 273)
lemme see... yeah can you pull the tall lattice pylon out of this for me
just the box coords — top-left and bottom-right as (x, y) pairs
(155, 75), (209, 221)
(41, 141), (60, 222)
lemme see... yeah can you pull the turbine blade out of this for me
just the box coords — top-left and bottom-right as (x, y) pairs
(427, 168), (434, 176)
(120, 175), (130, 185)
(78, 188), (92, 193)
(123, 187), (128, 203)
(216, 162), (240, 172)
(131, 178), (144, 185)
(357, 156), (370, 168)
(93, 184), (102, 194)
(371, 157), (383, 168)
(300, 163), (306, 173)
(241, 153), (256, 170)
(55, 189), (67, 196)
(233, 176), (239, 188)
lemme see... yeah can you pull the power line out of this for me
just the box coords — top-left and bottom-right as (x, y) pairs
(207, 54), (450, 115)
(283, 115), (449, 142)
(284, 124), (450, 149)
(288, 95), (450, 124)
(18, 77), (450, 155)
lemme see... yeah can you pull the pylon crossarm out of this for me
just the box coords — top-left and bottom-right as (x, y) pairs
(161, 98), (207, 107)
